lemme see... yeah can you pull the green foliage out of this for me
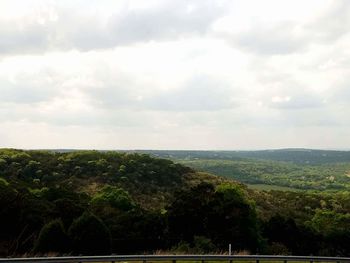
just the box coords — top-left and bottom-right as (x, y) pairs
(192, 236), (216, 253)
(3, 149), (350, 256)
(167, 182), (260, 252)
(34, 219), (69, 253)
(30, 187), (49, 198)
(210, 184), (260, 251)
(0, 149), (196, 255)
(171, 240), (191, 253)
(266, 242), (291, 255)
(308, 209), (350, 236)
(171, 236), (216, 254)
(10, 151), (31, 164)
(141, 149), (350, 165)
(0, 181), (17, 207)
(0, 183), (21, 255)
(23, 160), (41, 178)
(255, 190), (350, 256)
(216, 183), (248, 204)
(91, 185), (136, 211)
(68, 212), (111, 255)
(0, 159), (6, 172)
(179, 158), (350, 191)
(0, 177), (9, 186)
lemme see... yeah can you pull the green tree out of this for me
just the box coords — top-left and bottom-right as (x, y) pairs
(309, 209), (350, 236)
(68, 212), (111, 255)
(34, 219), (69, 253)
(207, 183), (261, 252)
(91, 186), (136, 211)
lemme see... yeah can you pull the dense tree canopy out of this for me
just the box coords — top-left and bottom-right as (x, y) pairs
(1, 149), (350, 256)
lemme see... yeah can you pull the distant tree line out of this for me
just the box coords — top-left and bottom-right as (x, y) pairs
(179, 159), (350, 190)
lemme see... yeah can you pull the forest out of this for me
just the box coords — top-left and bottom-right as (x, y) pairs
(1, 149), (350, 256)
(134, 149), (350, 191)
(177, 159), (350, 190)
(136, 149), (350, 165)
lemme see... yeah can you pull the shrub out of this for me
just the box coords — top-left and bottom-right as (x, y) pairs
(267, 242), (291, 255)
(193, 236), (216, 253)
(171, 241), (191, 254)
(0, 178), (9, 186)
(68, 212), (111, 255)
(34, 219), (69, 253)
(91, 186), (136, 211)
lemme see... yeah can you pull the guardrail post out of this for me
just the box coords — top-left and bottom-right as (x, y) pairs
(284, 260), (287, 263)
(172, 259), (176, 263)
(256, 259), (259, 263)
(143, 260), (146, 263)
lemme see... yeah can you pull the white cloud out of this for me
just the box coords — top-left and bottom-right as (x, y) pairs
(0, 0), (350, 149)
(213, 0), (350, 56)
(0, 0), (228, 55)
(141, 75), (237, 111)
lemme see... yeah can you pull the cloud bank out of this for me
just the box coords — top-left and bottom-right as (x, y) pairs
(0, 0), (349, 149)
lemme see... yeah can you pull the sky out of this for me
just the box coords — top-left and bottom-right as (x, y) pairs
(0, 0), (350, 150)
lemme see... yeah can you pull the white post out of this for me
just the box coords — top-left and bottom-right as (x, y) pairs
(229, 243), (232, 255)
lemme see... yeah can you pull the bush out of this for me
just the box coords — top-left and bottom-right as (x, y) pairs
(171, 241), (191, 254)
(91, 186), (136, 211)
(68, 212), (111, 255)
(171, 236), (216, 254)
(193, 236), (216, 253)
(0, 178), (9, 186)
(34, 219), (69, 253)
(267, 242), (291, 255)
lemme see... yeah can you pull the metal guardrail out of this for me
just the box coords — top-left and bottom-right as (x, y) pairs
(1, 255), (350, 263)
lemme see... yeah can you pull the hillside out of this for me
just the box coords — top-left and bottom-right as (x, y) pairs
(135, 149), (350, 165)
(0, 149), (245, 255)
(178, 159), (350, 191)
(0, 149), (230, 209)
(1, 149), (350, 257)
(128, 150), (350, 191)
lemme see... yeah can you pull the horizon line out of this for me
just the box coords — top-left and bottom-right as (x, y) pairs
(1, 147), (350, 152)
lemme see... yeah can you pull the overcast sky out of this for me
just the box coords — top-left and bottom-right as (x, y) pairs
(1, 0), (350, 150)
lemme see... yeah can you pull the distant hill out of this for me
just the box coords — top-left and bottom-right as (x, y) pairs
(0, 149), (254, 256)
(119, 149), (350, 191)
(131, 149), (350, 165)
(0, 149), (227, 210)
